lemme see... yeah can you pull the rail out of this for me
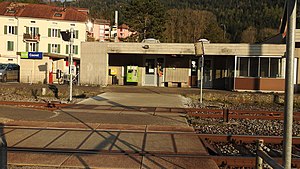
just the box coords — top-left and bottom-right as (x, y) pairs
(256, 139), (284, 169)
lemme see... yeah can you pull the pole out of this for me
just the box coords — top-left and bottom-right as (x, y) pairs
(283, 0), (296, 168)
(200, 55), (204, 104)
(69, 28), (74, 102)
(199, 41), (204, 104)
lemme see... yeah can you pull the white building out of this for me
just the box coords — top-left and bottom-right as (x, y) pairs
(0, 2), (90, 83)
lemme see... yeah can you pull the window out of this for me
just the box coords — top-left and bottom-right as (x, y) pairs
(74, 30), (79, 39)
(249, 58), (259, 77)
(65, 45), (78, 55)
(4, 25), (18, 35)
(270, 58), (281, 77)
(48, 28), (61, 38)
(26, 27), (39, 37)
(48, 44), (60, 53)
(26, 42), (38, 52)
(54, 13), (62, 17)
(145, 59), (155, 74)
(7, 41), (14, 51)
(239, 58), (248, 76)
(260, 58), (269, 77)
(237, 57), (282, 78)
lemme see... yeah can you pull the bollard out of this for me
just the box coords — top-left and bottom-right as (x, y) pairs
(256, 139), (263, 169)
(0, 137), (7, 169)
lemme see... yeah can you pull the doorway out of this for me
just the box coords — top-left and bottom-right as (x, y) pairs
(203, 58), (213, 88)
(143, 56), (165, 86)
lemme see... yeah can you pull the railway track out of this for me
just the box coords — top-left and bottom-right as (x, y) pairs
(1, 101), (299, 121)
(1, 101), (300, 168)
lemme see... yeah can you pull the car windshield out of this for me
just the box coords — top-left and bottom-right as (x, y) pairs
(0, 64), (8, 70)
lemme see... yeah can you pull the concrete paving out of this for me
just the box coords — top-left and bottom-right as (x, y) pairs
(3, 125), (218, 169)
(78, 92), (188, 108)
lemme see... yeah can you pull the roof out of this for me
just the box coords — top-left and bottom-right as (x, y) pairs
(0, 2), (88, 22)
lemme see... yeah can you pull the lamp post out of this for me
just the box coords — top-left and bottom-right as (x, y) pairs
(199, 40), (205, 104)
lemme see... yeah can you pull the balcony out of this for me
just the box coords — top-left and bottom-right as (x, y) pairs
(23, 33), (40, 42)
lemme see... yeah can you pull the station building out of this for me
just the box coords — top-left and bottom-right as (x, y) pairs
(80, 36), (300, 92)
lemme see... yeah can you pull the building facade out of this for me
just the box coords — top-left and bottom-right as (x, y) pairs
(80, 41), (300, 92)
(0, 2), (89, 83)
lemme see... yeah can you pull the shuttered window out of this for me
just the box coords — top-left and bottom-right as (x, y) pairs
(7, 41), (14, 51)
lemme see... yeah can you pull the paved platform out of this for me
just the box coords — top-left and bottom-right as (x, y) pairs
(78, 92), (188, 108)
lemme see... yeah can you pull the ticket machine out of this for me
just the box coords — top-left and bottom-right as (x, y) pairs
(126, 66), (138, 83)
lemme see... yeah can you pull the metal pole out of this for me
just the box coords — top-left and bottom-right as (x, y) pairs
(283, 0), (297, 168)
(200, 55), (204, 104)
(69, 28), (74, 102)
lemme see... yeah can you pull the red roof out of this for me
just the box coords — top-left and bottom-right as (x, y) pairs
(0, 2), (88, 22)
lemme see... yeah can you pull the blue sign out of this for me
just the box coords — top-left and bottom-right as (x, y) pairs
(21, 52), (43, 59)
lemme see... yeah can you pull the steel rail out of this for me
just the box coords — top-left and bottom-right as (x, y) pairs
(198, 134), (300, 144)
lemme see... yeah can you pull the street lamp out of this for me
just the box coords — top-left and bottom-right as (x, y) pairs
(198, 39), (206, 105)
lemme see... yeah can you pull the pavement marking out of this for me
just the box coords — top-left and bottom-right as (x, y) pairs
(49, 111), (60, 119)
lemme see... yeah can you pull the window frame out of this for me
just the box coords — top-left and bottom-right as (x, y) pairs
(237, 57), (282, 78)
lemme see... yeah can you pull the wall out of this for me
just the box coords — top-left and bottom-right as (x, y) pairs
(0, 55), (19, 64)
(80, 42), (108, 85)
(234, 77), (285, 92)
(19, 57), (51, 83)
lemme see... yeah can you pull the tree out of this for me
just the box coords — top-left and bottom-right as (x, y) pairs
(121, 0), (166, 41)
(241, 26), (257, 43)
(163, 9), (225, 43)
(257, 28), (278, 43)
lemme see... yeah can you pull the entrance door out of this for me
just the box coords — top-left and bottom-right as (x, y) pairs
(144, 58), (156, 86)
(203, 59), (213, 88)
(143, 57), (165, 86)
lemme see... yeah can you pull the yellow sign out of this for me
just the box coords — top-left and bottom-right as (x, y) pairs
(110, 68), (117, 75)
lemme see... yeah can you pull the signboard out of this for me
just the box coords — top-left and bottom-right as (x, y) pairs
(21, 52), (43, 59)
(70, 65), (76, 75)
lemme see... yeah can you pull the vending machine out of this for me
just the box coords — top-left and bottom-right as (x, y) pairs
(126, 66), (138, 83)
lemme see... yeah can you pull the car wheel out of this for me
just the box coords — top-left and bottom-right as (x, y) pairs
(2, 75), (7, 82)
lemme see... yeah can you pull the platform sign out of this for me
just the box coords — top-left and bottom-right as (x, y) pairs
(21, 52), (43, 59)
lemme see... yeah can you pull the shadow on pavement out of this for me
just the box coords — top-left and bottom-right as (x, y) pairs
(59, 109), (147, 168)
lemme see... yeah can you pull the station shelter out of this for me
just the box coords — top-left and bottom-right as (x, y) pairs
(80, 41), (300, 92)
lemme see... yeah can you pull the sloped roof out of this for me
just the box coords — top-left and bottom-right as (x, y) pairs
(0, 2), (88, 22)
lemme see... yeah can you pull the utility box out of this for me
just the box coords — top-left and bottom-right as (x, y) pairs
(126, 66), (138, 83)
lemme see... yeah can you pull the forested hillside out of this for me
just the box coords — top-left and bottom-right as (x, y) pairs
(2, 0), (298, 43)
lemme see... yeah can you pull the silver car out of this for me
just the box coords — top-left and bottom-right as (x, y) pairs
(0, 63), (20, 82)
